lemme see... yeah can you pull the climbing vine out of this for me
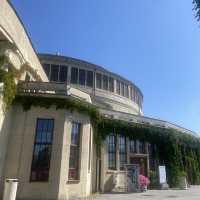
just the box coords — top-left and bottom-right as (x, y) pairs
(0, 55), (42, 109)
(13, 94), (200, 187)
(1, 51), (200, 187)
(0, 68), (16, 110)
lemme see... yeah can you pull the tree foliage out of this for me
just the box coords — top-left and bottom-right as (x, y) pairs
(193, 0), (200, 21)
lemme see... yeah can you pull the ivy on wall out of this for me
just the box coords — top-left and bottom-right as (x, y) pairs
(1, 52), (200, 187)
(0, 55), (42, 109)
(11, 63), (42, 81)
(0, 68), (16, 110)
(13, 94), (200, 187)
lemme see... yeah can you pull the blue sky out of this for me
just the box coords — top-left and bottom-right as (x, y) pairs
(12, 0), (200, 134)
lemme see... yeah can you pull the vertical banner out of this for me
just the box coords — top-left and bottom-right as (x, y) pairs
(159, 166), (167, 184)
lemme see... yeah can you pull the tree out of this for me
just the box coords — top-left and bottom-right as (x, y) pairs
(193, 0), (200, 21)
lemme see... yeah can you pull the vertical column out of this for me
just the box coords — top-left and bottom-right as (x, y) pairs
(100, 141), (106, 192)
(145, 142), (150, 177)
(126, 137), (130, 164)
(114, 79), (117, 94)
(67, 65), (71, 85)
(93, 70), (96, 96)
(128, 85), (131, 100)
(116, 135), (120, 171)
(136, 140), (140, 154)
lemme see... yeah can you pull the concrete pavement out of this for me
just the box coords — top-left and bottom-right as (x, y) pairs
(86, 186), (200, 200)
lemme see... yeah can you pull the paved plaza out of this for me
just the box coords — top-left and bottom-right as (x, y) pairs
(87, 186), (200, 200)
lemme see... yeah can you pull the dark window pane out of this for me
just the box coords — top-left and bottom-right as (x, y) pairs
(134, 88), (137, 102)
(116, 80), (120, 95)
(131, 87), (134, 101)
(50, 65), (59, 82)
(130, 140), (137, 153)
(103, 75), (108, 90)
(86, 71), (93, 87)
(71, 67), (78, 84)
(139, 141), (145, 154)
(121, 82), (125, 96)
(125, 84), (129, 98)
(108, 135), (116, 170)
(68, 122), (81, 180)
(135, 90), (138, 104)
(30, 119), (54, 182)
(79, 69), (86, 86)
(119, 136), (127, 170)
(96, 73), (102, 89)
(43, 64), (50, 79)
(109, 77), (114, 92)
(59, 65), (68, 82)
(25, 73), (31, 81)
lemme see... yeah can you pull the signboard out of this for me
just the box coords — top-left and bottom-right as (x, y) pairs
(159, 166), (167, 184)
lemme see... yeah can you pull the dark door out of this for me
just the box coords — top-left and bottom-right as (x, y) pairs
(130, 157), (147, 176)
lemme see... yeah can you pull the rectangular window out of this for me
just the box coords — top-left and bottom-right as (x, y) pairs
(129, 140), (137, 153)
(79, 69), (86, 86)
(108, 135), (116, 170)
(121, 82), (125, 96)
(116, 80), (120, 95)
(135, 90), (138, 104)
(138, 94), (142, 108)
(43, 64), (50, 79)
(139, 141), (145, 154)
(109, 77), (114, 92)
(131, 87), (134, 101)
(59, 65), (68, 82)
(50, 65), (59, 82)
(25, 73), (31, 81)
(68, 122), (81, 181)
(119, 136), (127, 170)
(103, 75), (108, 90)
(138, 96), (141, 107)
(71, 67), (78, 84)
(125, 84), (129, 98)
(86, 71), (93, 87)
(96, 73), (102, 89)
(30, 119), (54, 182)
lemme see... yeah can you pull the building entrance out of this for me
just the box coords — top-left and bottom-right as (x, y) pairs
(124, 164), (140, 192)
(130, 156), (148, 176)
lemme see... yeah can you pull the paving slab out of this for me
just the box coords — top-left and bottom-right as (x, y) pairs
(86, 186), (200, 200)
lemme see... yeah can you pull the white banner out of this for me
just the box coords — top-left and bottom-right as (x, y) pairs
(159, 166), (166, 184)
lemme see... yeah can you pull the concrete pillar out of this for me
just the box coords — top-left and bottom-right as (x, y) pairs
(146, 142), (150, 177)
(116, 135), (120, 171)
(126, 137), (130, 164)
(114, 79), (117, 94)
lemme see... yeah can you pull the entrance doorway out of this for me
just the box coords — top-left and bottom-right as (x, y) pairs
(124, 164), (140, 192)
(130, 156), (147, 176)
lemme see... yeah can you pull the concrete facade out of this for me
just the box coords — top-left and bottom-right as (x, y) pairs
(0, 0), (48, 188)
(0, 0), (48, 81)
(2, 104), (93, 200)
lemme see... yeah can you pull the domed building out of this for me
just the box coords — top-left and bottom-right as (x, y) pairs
(0, 1), (200, 200)
(39, 53), (143, 116)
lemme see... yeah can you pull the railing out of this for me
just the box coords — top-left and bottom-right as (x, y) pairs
(17, 81), (92, 103)
(17, 81), (70, 96)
